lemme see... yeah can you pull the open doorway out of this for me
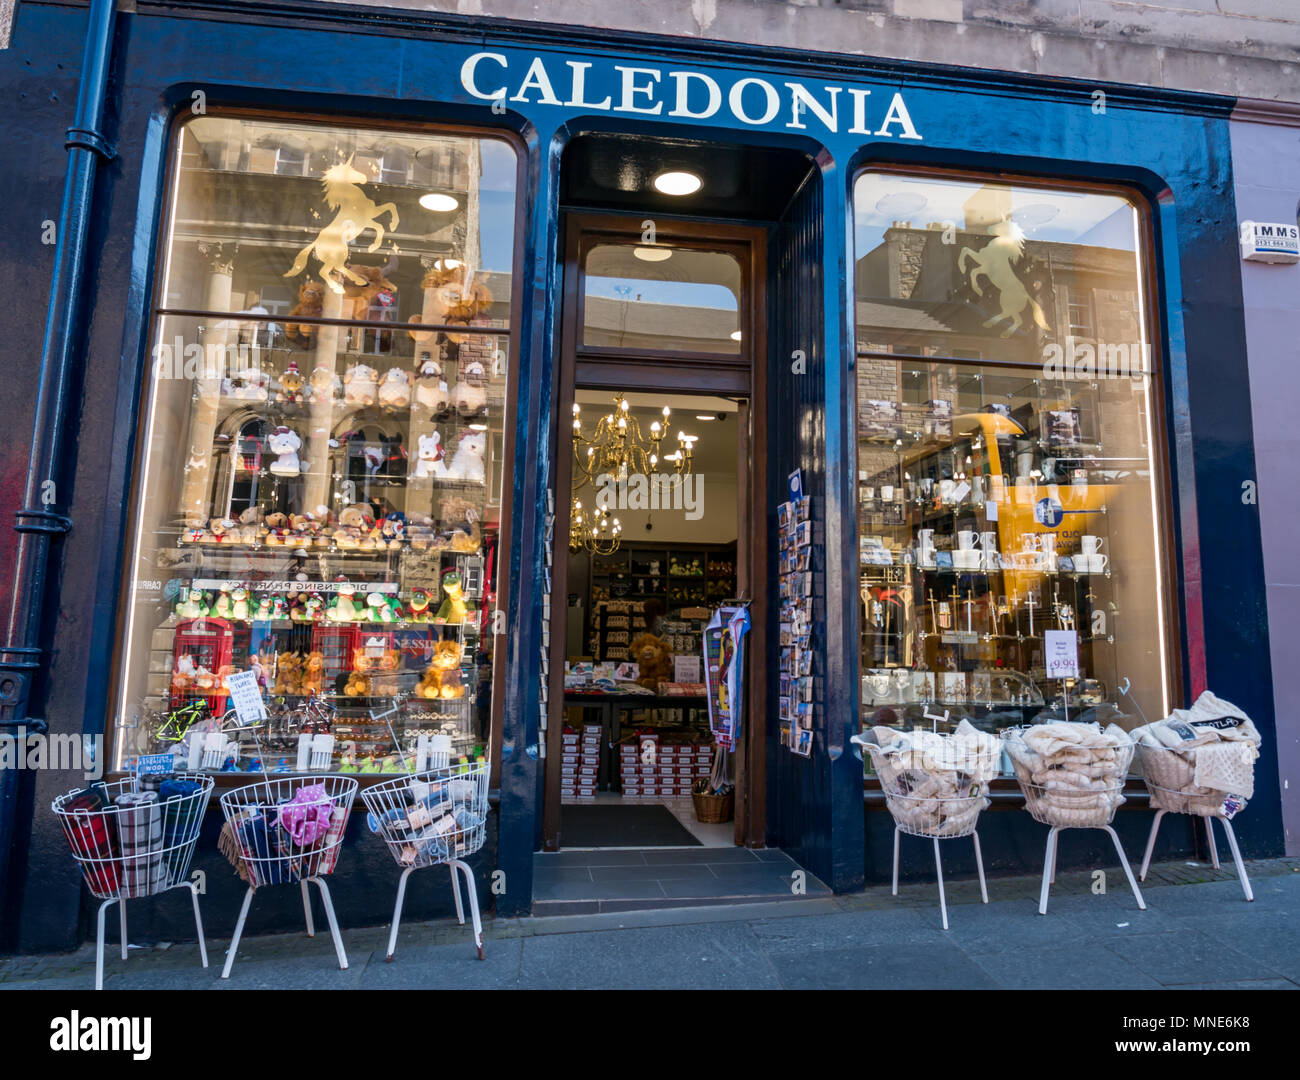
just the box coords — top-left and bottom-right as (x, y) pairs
(560, 390), (744, 848)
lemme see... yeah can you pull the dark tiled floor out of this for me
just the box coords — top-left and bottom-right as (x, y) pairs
(532, 847), (832, 914)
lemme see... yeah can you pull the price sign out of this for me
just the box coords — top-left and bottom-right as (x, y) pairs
(223, 669), (267, 727)
(135, 753), (175, 776)
(1044, 630), (1079, 680)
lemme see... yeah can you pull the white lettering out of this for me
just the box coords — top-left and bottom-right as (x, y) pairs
(565, 61), (611, 110)
(787, 83), (839, 132)
(847, 88), (872, 134)
(460, 52), (508, 101)
(875, 92), (923, 140)
(668, 70), (722, 119)
(615, 66), (663, 114)
(729, 77), (780, 126)
(510, 56), (563, 106)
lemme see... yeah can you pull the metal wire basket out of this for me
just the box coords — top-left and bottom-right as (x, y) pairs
(1006, 732), (1134, 829)
(859, 741), (992, 839)
(51, 773), (214, 989)
(217, 774), (358, 979)
(218, 774), (357, 888)
(360, 762), (490, 960)
(1135, 743), (1252, 817)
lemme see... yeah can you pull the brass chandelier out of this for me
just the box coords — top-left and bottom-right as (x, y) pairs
(568, 394), (698, 556)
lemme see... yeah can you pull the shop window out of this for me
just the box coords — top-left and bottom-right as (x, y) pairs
(114, 116), (518, 776)
(852, 171), (1171, 742)
(581, 244), (741, 355)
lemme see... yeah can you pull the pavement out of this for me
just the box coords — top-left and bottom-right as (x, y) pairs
(1, 856), (1297, 990)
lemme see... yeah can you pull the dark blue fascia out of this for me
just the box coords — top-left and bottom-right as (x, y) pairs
(2, 0), (1278, 942)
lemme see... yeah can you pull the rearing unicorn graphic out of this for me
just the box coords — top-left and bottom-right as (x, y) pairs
(285, 156), (400, 293)
(957, 219), (1052, 338)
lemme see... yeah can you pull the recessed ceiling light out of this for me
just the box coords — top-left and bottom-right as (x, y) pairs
(694, 414), (716, 421)
(653, 170), (702, 196)
(730, 330), (742, 341)
(633, 246), (672, 262)
(468, 423), (488, 431)
(419, 193), (459, 212)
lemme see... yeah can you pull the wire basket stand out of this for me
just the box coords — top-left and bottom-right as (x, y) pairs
(217, 774), (358, 978)
(51, 773), (214, 990)
(852, 735), (991, 931)
(1005, 731), (1145, 915)
(361, 761), (490, 961)
(1135, 743), (1254, 901)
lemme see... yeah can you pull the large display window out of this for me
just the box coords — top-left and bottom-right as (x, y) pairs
(113, 116), (518, 775)
(852, 171), (1173, 740)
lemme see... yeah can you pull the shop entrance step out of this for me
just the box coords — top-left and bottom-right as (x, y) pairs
(532, 848), (831, 916)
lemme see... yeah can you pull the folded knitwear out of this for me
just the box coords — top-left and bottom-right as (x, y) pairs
(1008, 722), (1133, 828)
(1132, 691), (1260, 798)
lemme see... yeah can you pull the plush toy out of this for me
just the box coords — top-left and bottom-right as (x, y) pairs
(628, 633), (673, 692)
(336, 259), (397, 351)
(277, 360), (306, 404)
(377, 367), (411, 410)
(267, 425), (303, 476)
(415, 639), (465, 699)
(300, 651), (325, 697)
(253, 595), (275, 621)
(435, 569), (471, 625)
(212, 590), (235, 619)
(444, 278), (495, 343)
(406, 588), (433, 623)
(329, 580), (363, 623)
(285, 281), (326, 346)
(175, 588), (209, 619)
(451, 360), (488, 419)
(343, 363), (379, 407)
(272, 652), (301, 696)
(405, 514), (437, 551)
(206, 517), (234, 544)
(439, 494), (481, 553)
(230, 586), (250, 621)
(271, 595), (290, 621)
(236, 506), (264, 545)
(228, 367), (270, 401)
(344, 670), (370, 697)
(366, 591), (396, 623)
(379, 512), (405, 550)
(249, 653), (271, 689)
(307, 363), (341, 405)
(263, 512), (288, 546)
(443, 429), (486, 483)
(413, 354), (451, 417)
(303, 594), (325, 622)
(410, 431), (445, 480)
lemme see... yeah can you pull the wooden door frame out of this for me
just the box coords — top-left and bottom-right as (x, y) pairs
(543, 211), (768, 851)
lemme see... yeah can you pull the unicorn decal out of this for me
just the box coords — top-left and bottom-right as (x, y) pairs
(285, 156), (399, 294)
(957, 219), (1052, 338)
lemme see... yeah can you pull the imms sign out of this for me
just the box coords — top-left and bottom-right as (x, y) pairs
(460, 52), (924, 140)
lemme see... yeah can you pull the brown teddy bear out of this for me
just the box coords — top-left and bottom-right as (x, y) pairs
(300, 651), (325, 697)
(336, 260), (397, 351)
(628, 633), (673, 692)
(344, 670), (370, 697)
(271, 652), (301, 696)
(415, 639), (464, 699)
(285, 281), (325, 346)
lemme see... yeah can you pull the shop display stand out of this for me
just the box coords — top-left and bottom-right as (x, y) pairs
(360, 761), (490, 961)
(1136, 744), (1254, 901)
(1007, 738), (1145, 915)
(52, 774), (214, 990)
(857, 741), (989, 931)
(218, 774), (358, 978)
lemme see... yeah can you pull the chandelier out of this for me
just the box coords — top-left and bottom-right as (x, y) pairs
(571, 395), (696, 491)
(569, 497), (622, 556)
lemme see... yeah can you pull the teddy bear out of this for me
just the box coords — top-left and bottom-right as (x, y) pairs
(262, 511), (288, 546)
(442, 429), (486, 483)
(300, 651), (325, 697)
(628, 633), (673, 692)
(451, 359), (488, 419)
(377, 367), (411, 410)
(307, 363), (341, 405)
(344, 670), (370, 697)
(272, 652), (301, 696)
(171, 654), (198, 694)
(414, 639), (464, 699)
(366, 591), (396, 623)
(439, 494), (481, 553)
(285, 281), (326, 346)
(410, 431), (445, 480)
(405, 514), (437, 551)
(413, 354), (451, 417)
(343, 363), (379, 407)
(335, 260), (397, 351)
(378, 512), (405, 550)
(228, 367), (270, 401)
(236, 506), (265, 545)
(435, 569), (471, 625)
(276, 359), (306, 404)
(204, 517), (234, 544)
(267, 425), (303, 476)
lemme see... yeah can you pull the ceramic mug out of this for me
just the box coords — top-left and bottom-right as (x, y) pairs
(953, 549), (981, 569)
(1039, 533), (1057, 553)
(957, 530), (978, 550)
(1081, 535), (1104, 555)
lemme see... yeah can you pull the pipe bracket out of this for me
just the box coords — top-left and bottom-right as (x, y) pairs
(14, 508), (72, 536)
(64, 126), (116, 161)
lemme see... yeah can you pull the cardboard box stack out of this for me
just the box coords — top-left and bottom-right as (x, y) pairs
(561, 723), (603, 800)
(620, 738), (715, 798)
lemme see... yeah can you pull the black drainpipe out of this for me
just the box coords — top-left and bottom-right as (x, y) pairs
(0, 0), (117, 923)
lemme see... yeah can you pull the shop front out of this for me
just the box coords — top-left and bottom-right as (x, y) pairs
(0, 0), (1283, 951)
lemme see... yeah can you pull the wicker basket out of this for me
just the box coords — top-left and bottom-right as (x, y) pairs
(693, 790), (734, 824)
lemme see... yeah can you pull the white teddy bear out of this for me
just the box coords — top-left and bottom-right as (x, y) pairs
(378, 367), (411, 410)
(444, 429), (486, 483)
(344, 363), (379, 407)
(410, 431), (445, 479)
(267, 425), (303, 476)
(452, 360), (488, 418)
(413, 355), (450, 416)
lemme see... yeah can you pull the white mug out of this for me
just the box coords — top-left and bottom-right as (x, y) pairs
(953, 549), (981, 569)
(938, 479), (955, 503)
(1021, 533), (1040, 552)
(1039, 533), (1057, 554)
(1081, 535), (1104, 555)
(979, 531), (998, 550)
(957, 530), (978, 550)
(881, 484), (894, 501)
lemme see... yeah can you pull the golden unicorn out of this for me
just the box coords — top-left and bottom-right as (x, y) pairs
(285, 156), (399, 294)
(957, 218), (1052, 338)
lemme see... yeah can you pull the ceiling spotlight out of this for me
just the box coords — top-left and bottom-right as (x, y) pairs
(730, 330), (742, 342)
(694, 414), (716, 421)
(633, 246), (672, 262)
(653, 170), (702, 196)
(468, 423), (488, 431)
(419, 193), (459, 212)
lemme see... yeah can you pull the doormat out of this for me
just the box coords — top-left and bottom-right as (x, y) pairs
(561, 804), (703, 848)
